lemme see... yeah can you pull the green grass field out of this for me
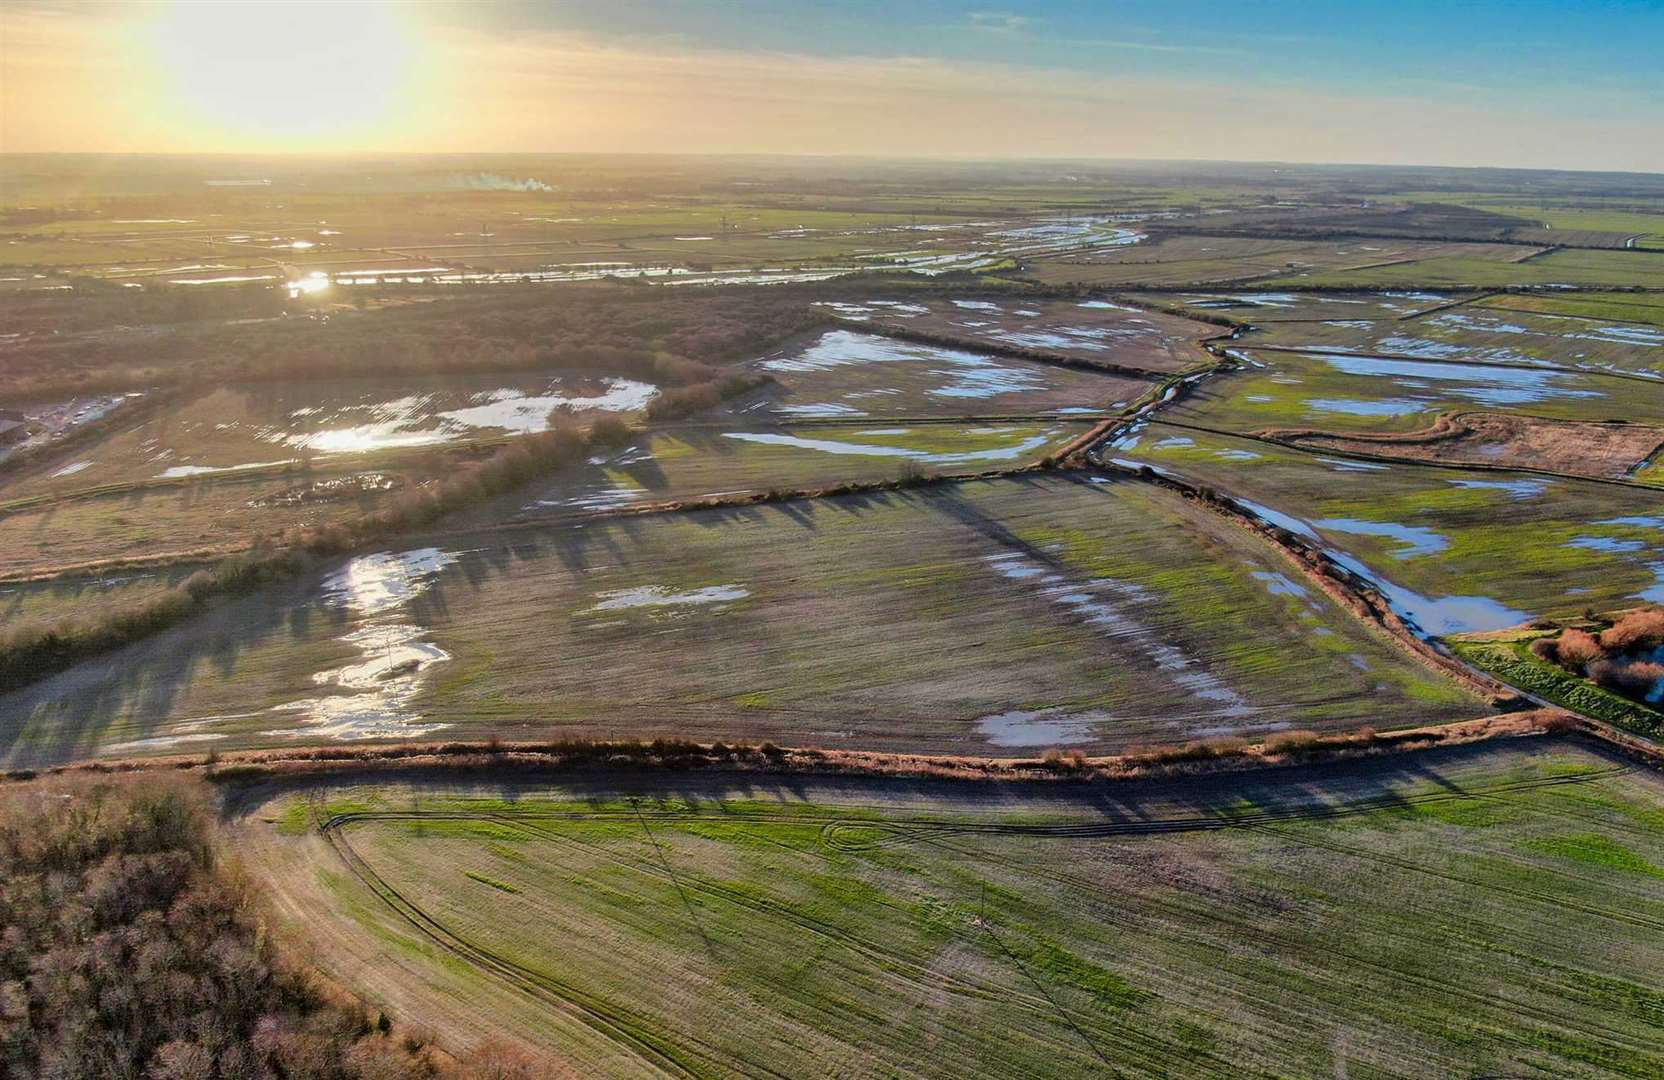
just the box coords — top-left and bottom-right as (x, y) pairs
(234, 739), (1664, 1078)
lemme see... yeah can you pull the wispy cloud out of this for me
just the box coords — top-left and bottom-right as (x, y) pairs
(967, 11), (1036, 35)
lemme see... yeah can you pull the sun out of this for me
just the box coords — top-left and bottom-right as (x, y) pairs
(141, 0), (424, 147)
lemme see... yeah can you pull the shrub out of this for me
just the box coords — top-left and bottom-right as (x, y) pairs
(0, 775), (439, 1078)
(1599, 607), (1664, 653)
(1263, 730), (1321, 755)
(1555, 627), (1606, 671)
(1589, 659), (1664, 700)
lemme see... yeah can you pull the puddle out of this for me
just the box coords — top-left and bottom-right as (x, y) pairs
(1325, 549), (1529, 635)
(1312, 517), (1448, 559)
(1567, 536), (1646, 553)
(976, 708), (1102, 747)
(283, 378), (656, 454)
(1315, 457), (1389, 473)
(588, 584), (749, 611)
(1250, 571), (1310, 598)
(270, 548), (462, 740)
(984, 551), (1254, 718)
(1320, 354), (1602, 407)
(319, 547), (459, 617)
(1306, 398), (1426, 417)
(158, 458), (296, 479)
(764, 330), (1049, 402)
(1449, 478), (1548, 500)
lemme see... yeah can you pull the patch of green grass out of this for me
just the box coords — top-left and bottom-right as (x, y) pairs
(1523, 834), (1664, 880)
(464, 870), (521, 893)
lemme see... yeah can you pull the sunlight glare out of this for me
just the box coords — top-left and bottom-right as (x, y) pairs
(143, 1), (423, 145)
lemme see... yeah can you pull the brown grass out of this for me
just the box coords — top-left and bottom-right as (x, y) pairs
(0, 712), (1572, 790)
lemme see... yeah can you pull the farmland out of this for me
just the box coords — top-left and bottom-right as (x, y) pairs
(4, 155), (1664, 1075)
(230, 738), (1664, 1078)
(0, 474), (1480, 766)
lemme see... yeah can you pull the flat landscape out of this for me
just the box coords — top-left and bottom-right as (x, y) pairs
(4, 154), (1663, 1077)
(232, 739), (1664, 1078)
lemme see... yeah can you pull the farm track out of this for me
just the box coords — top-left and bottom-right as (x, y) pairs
(310, 762), (1652, 1075)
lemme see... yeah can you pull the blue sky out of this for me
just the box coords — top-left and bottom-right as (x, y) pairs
(450, 0), (1662, 109)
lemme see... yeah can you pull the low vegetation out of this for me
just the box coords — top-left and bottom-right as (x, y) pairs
(233, 740), (1664, 1078)
(1452, 613), (1664, 736)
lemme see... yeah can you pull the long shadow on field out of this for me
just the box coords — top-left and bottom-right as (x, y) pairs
(0, 570), (353, 769)
(220, 738), (1627, 830)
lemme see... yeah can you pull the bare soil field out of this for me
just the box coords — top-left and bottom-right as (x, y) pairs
(1262, 411), (1664, 480)
(227, 738), (1664, 1078)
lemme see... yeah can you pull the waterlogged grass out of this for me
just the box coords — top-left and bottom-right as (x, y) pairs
(1244, 306), (1664, 379)
(1110, 424), (1664, 630)
(1479, 291), (1664, 329)
(0, 474), (1479, 764)
(1171, 348), (1664, 435)
(510, 420), (1085, 518)
(242, 741), (1664, 1078)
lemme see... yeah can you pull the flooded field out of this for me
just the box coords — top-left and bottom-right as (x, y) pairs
(1249, 305), (1664, 377)
(1146, 291), (1459, 322)
(1170, 348), (1664, 436)
(816, 297), (1216, 373)
(744, 329), (1154, 419)
(0, 475), (1478, 766)
(1103, 424), (1664, 632)
(2, 374), (658, 498)
(512, 421), (1083, 517)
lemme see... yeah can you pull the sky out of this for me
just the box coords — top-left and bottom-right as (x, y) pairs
(2, 0), (1661, 171)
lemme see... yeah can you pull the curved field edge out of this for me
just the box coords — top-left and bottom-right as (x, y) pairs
(224, 737), (1664, 1078)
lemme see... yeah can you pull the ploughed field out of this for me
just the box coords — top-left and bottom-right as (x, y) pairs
(232, 739), (1664, 1079)
(0, 474), (1479, 766)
